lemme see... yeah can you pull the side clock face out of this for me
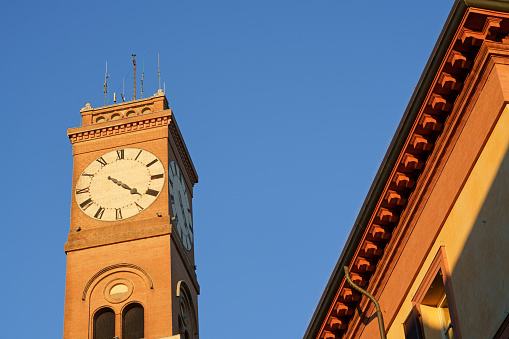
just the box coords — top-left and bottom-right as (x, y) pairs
(75, 148), (165, 221)
(169, 160), (193, 250)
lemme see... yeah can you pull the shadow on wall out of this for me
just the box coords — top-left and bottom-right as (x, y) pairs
(449, 142), (509, 337)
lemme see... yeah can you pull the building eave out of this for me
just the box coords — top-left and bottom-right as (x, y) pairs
(465, 0), (509, 12)
(304, 0), (509, 338)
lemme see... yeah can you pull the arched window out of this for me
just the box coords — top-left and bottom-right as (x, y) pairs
(177, 281), (197, 338)
(122, 303), (144, 339)
(93, 307), (115, 339)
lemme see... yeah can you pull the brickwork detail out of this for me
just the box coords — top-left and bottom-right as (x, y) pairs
(69, 116), (171, 144)
(82, 263), (154, 301)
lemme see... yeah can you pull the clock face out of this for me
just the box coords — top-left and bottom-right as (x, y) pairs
(169, 160), (193, 250)
(75, 148), (165, 221)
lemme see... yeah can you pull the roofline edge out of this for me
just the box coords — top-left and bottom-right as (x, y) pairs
(302, 0), (468, 337)
(464, 0), (509, 12)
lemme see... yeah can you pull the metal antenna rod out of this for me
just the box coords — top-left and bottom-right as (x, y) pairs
(121, 77), (125, 102)
(141, 53), (145, 99)
(158, 53), (161, 91)
(132, 54), (136, 100)
(103, 61), (109, 106)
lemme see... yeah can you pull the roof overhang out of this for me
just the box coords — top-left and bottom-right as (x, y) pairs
(304, 0), (509, 338)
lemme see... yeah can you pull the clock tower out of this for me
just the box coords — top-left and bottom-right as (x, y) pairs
(63, 90), (199, 339)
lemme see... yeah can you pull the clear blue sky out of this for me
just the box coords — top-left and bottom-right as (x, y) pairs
(0, 1), (454, 338)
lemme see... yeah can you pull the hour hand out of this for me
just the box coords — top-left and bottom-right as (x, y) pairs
(130, 188), (142, 195)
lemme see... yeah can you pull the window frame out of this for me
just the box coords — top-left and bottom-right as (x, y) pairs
(412, 246), (462, 339)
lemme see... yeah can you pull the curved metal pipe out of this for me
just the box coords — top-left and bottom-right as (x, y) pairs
(343, 266), (386, 339)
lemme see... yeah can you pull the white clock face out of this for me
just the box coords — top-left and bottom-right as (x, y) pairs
(75, 148), (165, 221)
(169, 160), (193, 250)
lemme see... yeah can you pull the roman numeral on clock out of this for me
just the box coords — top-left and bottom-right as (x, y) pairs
(135, 202), (144, 212)
(146, 189), (159, 196)
(94, 207), (105, 219)
(151, 174), (164, 180)
(80, 198), (93, 210)
(115, 208), (123, 220)
(76, 187), (89, 194)
(146, 159), (158, 167)
(116, 149), (124, 160)
(96, 157), (107, 166)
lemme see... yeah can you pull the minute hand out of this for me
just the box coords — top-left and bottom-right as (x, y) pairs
(108, 176), (132, 189)
(107, 176), (141, 195)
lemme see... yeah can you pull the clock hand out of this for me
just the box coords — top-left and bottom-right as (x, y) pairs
(108, 176), (142, 195)
(130, 188), (142, 195)
(120, 182), (131, 190)
(108, 176), (130, 189)
(108, 176), (132, 190)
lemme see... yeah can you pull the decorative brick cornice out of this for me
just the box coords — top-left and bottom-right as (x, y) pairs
(316, 8), (509, 339)
(68, 112), (171, 144)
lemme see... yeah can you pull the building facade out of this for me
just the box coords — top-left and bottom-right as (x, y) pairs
(305, 1), (509, 338)
(63, 91), (199, 339)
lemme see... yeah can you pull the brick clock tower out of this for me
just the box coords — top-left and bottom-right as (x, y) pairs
(63, 90), (199, 339)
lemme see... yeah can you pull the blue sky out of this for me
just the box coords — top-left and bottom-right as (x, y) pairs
(0, 1), (454, 337)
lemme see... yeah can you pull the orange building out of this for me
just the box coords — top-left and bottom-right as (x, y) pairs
(63, 90), (199, 339)
(305, 1), (509, 338)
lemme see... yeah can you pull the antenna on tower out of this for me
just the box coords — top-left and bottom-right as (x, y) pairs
(132, 54), (136, 100)
(158, 53), (161, 91)
(141, 53), (145, 99)
(103, 61), (110, 106)
(121, 77), (125, 102)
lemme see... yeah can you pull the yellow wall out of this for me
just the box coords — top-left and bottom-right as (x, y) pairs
(387, 104), (509, 338)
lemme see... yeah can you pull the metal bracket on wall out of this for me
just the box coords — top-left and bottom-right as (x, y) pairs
(344, 266), (387, 339)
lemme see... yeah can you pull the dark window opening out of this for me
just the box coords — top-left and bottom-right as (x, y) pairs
(93, 308), (115, 339)
(122, 303), (144, 339)
(404, 306), (424, 339)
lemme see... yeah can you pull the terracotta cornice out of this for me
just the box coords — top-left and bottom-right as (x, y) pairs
(359, 39), (509, 337)
(308, 6), (509, 339)
(67, 109), (173, 144)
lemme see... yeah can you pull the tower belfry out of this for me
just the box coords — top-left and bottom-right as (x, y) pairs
(63, 92), (199, 339)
